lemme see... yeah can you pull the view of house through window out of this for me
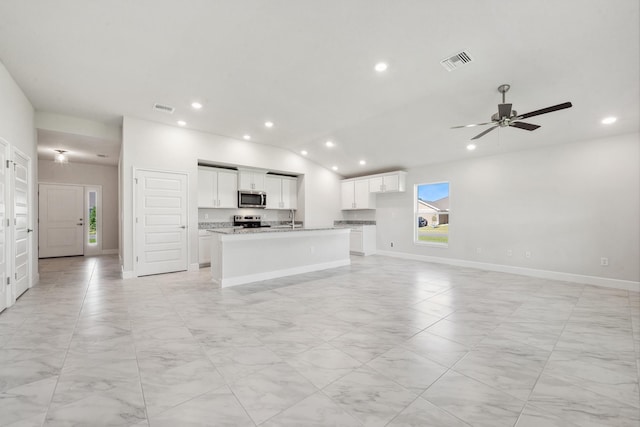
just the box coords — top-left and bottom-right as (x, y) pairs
(88, 190), (97, 245)
(415, 181), (449, 246)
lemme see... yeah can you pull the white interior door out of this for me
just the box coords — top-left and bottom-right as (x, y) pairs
(135, 169), (188, 276)
(0, 139), (8, 312)
(12, 149), (31, 299)
(38, 184), (84, 258)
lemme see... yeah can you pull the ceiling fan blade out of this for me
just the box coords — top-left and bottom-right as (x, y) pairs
(471, 125), (498, 140)
(517, 102), (572, 120)
(510, 121), (540, 131)
(451, 121), (495, 129)
(498, 103), (512, 118)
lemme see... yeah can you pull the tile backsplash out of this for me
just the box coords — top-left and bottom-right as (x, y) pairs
(198, 208), (292, 223)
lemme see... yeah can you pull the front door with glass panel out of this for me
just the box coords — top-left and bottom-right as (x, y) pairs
(38, 184), (84, 258)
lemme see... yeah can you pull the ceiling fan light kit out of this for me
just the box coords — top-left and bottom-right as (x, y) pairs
(453, 84), (572, 140)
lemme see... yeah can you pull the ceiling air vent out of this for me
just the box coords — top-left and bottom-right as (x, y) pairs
(153, 103), (175, 114)
(440, 50), (473, 71)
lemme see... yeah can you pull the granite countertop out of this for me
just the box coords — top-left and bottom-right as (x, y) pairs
(333, 220), (376, 226)
(207, 226), (345, 235)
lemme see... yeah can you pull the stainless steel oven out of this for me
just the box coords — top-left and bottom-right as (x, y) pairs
(238, 190), (267, 208)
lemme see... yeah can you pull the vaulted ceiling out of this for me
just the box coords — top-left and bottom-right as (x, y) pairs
(0, 0), (638, 176)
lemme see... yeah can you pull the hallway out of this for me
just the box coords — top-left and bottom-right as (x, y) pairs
(0, 255), (638, 426)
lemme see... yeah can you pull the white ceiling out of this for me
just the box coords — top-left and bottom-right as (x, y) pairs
(0, 0), (638, 175)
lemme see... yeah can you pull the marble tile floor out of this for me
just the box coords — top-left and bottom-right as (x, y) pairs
(0, 254), (638, 426)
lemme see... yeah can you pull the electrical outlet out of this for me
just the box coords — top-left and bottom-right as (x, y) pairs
(476, 247), (482, 254)
(390, 242), (394, 247)
(204, 213), (208, 219)
(525, 251), (531, 259)
(600, 257), (609, 266)
(506, 249), (513, 257)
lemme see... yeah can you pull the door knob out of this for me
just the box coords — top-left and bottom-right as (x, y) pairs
(27, 228), (33, 233)
(76, 223), (83, 226)
(180, 225), (186, 229)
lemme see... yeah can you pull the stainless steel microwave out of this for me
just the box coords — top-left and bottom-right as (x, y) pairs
(238, 190), (267, 208)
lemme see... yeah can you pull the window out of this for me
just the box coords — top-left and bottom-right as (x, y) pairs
(88, 190), (97, 245)
(415, 181), (449, 246)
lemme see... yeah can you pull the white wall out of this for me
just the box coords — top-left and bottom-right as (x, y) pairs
(375, 133), (640, 286)
(121, 116), (342, 275)
(0, 60), (38, 299)
(38, 160), (119, 251)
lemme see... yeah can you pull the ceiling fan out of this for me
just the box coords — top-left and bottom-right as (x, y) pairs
(452, 84), (572, 140)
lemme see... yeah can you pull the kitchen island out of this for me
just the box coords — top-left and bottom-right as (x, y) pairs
(207, 227), (351, 287)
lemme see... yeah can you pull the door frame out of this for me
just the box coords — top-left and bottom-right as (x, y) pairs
(132, 167), (190, 277)
(0, 137), (9, 311)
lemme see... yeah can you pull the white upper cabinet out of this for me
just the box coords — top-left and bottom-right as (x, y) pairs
(368, 171), (407, 193)
(265, 175), (297, 209)
(216, 170), (238, 207)
(238, 169), (267, 191)
(281, 177), (297, 210)
(341, 179), (375, 210)
(198, 167), (215, 207)
(198, 166), (238, 208)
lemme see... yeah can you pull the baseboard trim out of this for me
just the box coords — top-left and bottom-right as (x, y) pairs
(121, 268), (135, 279)
(102, 249), (118, 255)
(188, 263), (199, 272)
(375, 250), (640, 292)
(215, 259), (351, 288)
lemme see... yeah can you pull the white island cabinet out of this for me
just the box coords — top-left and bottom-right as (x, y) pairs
(208, 227), (350, 287)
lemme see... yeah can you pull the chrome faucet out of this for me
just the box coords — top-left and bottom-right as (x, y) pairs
(290, 209), (295, 229)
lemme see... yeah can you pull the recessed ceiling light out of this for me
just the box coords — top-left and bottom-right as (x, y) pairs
(325, 141), (335, 148)
(177, 120), (186, 126)
(265, 121), (274, 128)
(374, 62), (388, 72)
(467, 143), (476, 151)
(359, 160), (366, 165)
(191, 102), (203, 109)
(243, 134), (251, 140)
(601, 116), (617, 125)
(300, 150), (308, 156)
(332, 166), (338, 171)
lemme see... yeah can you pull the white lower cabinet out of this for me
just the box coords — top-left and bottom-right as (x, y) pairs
(198, 231), (211, 266)
(349, 225), (376, 256)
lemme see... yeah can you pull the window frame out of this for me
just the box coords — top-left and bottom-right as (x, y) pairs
(414, 181), (450, 248)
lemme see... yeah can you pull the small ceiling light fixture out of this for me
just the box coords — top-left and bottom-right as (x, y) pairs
(177, 120), (187, 126)
(466, 143), (477, 151)
(265, 121), (274, 128)
(601, 116), (617, 125)
(374, 62), (388, 72)
(54, 149), (68, 164)
(332, 165), (338, 171)
(359, 160), (366, 165)
(325, 140), (335, 148)
(300, 150), (308, 156)
(243, 134), (251, 140)
(191, 102), (203, 109)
